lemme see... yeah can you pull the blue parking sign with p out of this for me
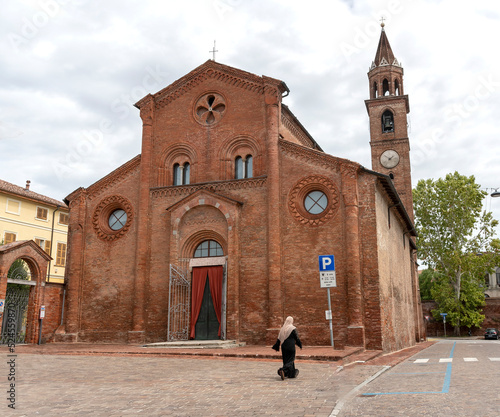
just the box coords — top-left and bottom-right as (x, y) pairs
(319, 255), (335, 271)
(319, 255), (336, 288)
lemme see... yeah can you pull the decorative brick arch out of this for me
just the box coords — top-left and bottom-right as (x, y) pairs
(157, 143), (198, 186)
(218, 135), (262, 180)
(0, 240), (52, 344)
(181, 230), (228, 259)
(167, 189), (241, 236)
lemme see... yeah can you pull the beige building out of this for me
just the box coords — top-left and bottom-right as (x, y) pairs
(0, 179), (68, 283)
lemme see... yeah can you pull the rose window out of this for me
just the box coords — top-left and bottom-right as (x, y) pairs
(194, 92), (226, 125)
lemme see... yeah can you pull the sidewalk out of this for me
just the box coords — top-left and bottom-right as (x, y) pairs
(1, 339), (437, 366)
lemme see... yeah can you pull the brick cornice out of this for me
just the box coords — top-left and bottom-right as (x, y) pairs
(279, 140), (360, 175)
(151, 176), (267, 199)
(281, 112), (315, 149)
(85, 155), (141, 201)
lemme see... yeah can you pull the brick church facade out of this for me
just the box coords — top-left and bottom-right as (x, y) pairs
(60, 27), (425, 351)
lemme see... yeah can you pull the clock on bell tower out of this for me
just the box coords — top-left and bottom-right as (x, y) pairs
(365, 23), (414, 221)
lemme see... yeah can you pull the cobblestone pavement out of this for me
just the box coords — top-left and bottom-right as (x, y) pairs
(2, 353), (383, 416)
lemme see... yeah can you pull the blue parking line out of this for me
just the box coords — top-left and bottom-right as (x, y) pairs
(362, 342), (456, 396)
(440, 341), (456, 393)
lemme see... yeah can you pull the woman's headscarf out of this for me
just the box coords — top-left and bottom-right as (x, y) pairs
(278, 316), (296, 343)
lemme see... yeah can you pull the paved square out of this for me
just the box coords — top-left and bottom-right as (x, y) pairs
(2, 354), (382, 416)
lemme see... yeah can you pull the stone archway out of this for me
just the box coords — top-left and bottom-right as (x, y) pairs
(0, 240), (52, 344)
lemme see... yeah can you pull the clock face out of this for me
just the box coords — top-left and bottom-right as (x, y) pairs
(380, 150), (400, 169)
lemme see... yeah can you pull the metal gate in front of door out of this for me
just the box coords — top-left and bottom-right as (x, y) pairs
(167, 264), (191, 341)
(0, 284), (31, 344)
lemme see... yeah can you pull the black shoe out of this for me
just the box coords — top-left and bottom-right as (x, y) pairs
(279, 370), (285, 380)
(294, 369), (299, 378)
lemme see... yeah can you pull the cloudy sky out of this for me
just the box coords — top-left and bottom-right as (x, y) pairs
(1, 0), (500, 234)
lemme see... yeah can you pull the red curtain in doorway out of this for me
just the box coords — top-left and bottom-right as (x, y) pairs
(189, 266), (223, 339)
(190, 267), (208, 339)
(208, 266), (223, 336)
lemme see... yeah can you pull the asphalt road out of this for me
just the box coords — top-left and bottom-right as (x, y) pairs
(339, 339), (500, 417)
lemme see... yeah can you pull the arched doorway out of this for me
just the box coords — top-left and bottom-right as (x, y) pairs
(0, 259), (32, 344)
(0, 241), (51, 344)
(189, 240), (225, 340)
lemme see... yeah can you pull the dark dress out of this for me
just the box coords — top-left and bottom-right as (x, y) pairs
(272, 329), (302, 378)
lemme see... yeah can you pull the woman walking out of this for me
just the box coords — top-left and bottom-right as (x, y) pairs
(272, 316), (302, 380)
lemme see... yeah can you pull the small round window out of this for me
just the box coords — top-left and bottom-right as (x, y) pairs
(108, 209), (127, 231)
(304, 191), (328, 215)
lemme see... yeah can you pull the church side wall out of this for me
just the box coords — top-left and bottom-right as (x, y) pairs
(278, 150), (348, 347)
(374, 185), (416, 352)
(358, 174), (383, 350)
(75, 169), (141, 343)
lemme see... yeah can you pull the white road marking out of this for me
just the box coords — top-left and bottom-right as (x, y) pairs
(439, 358), (453, 363)
(414, 359), (429, 363)
(463, 358), (478, 362)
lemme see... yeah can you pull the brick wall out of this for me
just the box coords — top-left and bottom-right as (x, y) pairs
(422, 299), (500, 336)
(40, 283), (64, 343)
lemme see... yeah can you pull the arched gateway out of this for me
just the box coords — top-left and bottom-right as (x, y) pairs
(0, 241), (51, 344)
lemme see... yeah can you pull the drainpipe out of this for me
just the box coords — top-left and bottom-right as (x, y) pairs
(39, 205), (60, 345)
(47, 205), (61, 283)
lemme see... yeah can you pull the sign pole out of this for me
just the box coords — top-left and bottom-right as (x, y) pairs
(319, 255), (336, 349)
(327, 288), (334, 348)
(440, 312), (447, 338)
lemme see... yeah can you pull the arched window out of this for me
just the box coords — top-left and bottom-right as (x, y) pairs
(173, 164), (181, 186)
(383, 79), (390, 96)
(183, 162), (190, 185)
(194, 240), (224, 258)
(394, 79), (400, 96)
(382, 110), (394, 133)
(245, 155), (253, 178)
(235, 156), (243, 179)
(235, 155), (253, 179)
(173, 162), (190, 186)
(373, 82), (378, 98)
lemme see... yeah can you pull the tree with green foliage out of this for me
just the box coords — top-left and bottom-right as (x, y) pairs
(418, 268), (436, 301)
(413, 172), (500, 336)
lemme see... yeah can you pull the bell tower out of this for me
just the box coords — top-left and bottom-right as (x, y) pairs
(365, 23), (413, 220)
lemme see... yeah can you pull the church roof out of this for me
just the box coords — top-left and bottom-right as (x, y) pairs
(371, 27), (401, 68)
(135, 60), (290, 110)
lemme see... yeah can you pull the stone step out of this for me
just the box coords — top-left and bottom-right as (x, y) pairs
(143, 340), (245, 349)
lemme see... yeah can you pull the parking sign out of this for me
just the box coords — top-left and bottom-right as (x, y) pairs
(318, 255), (336, 288)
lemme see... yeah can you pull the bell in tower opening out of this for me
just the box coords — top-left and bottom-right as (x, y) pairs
(382, 110), (394, 133)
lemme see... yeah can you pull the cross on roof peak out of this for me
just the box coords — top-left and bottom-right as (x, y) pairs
(209, 40), (218, 61)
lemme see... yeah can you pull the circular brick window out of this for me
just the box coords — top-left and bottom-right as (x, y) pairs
(289, 176), (339, 226)
(93, 195), (133, 241)
(304, 191), (328, 214)
(108, 209), (127, 231)
(194, 92), (226, 126)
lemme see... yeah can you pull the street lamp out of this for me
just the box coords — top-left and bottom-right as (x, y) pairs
(491, 189), (500, 198)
